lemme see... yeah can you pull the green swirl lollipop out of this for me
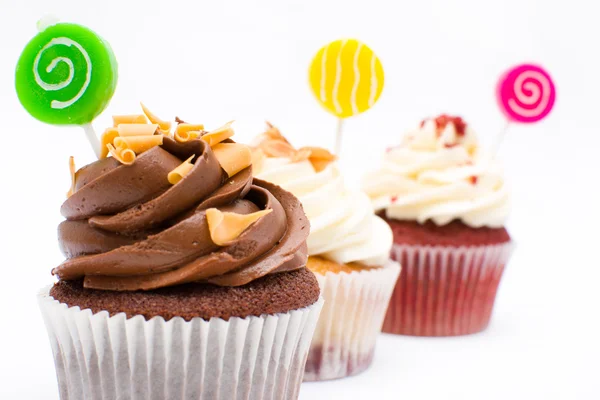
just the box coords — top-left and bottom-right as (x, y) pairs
(15, 20), (118, 157)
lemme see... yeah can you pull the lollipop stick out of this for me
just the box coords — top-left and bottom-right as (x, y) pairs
(82, 123), (101, 158)
(492, 120), (511, 156)
(334, 118), (344, 156)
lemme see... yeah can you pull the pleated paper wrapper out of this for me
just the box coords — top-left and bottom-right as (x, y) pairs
(304, 261), (400, 381)
(384, 242), (514, 337)
(38, 287), (324, 400)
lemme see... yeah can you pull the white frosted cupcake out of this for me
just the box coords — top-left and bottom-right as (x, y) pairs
(251, 123), (400, 381)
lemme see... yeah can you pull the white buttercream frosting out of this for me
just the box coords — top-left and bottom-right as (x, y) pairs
(256, 158), (392, 266)
(363, 117), (510, 228)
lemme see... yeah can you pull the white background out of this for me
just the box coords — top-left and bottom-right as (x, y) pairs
(0, 0), (599, 399)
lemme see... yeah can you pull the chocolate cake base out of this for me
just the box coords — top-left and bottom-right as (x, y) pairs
(378, 213), (511, 246)
(50, 268), (320, 322)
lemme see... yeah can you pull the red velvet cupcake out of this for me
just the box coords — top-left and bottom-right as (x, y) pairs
(363, 115), (513, 336)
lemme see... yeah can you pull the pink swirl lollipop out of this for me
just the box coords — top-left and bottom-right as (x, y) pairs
(496, 64), (556, 123)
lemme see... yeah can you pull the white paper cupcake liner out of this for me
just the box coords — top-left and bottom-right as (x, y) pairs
(303, 260), (400, 381)
(38, 286), (324, 400)
(385, 242), (514, 336)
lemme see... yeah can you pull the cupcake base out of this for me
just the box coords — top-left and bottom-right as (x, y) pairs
(384, 242), (513, 336)
(49, 268), (320, 321)
(304, 259), (400, 381)
(38, 286), (324, 400)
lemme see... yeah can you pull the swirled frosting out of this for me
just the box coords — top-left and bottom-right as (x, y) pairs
(53, 137), (310, 291)
(363, 115), (510, 228)
(252, 128), (392, 267)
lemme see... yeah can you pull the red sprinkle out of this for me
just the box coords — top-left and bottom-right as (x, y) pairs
(391, 195), (399, 203)
(420, 114), (468, 137)
(469, 176), (478, 185)
(435, 114), (467, 137)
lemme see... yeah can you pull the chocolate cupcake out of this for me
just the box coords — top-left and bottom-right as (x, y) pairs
(38, 108), (323, 400)
(251, 124), (400, 381)
(363, 115), (513, 336)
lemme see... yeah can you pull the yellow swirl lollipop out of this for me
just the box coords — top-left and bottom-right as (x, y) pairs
(309, 39), (384, 118)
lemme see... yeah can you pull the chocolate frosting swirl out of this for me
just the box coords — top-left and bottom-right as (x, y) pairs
(53, 138), (310, 291)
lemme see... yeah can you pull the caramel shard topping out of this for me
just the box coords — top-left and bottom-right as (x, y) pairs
(117, 123), (159, 137)
(114, 135), (164, 154)
(264, 121), (290, 144)
(168, 155), (195, 185)
(101, 104), (212, 166)
(107, 143), (136, 165)
(206, 208), (272, 246)
(301, 146), (337, 172)
(255, 123), (337, 172)
(212, 143), (252, 177)
(112, 114), (147, 127)
(105, 120), (163, 166)
(291, 148), (313, 163)
(251, 148), (266, 174)
(140, 103), (172, 134)
(174, 124), (205, 143)
(174, 130), (201, 143)
(301, 146), (336, 161)
(260, 140), (297, 158)
(203, 121), (235, 146)
(100, 128), (119, 159)
(67, 156), (76, 197)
